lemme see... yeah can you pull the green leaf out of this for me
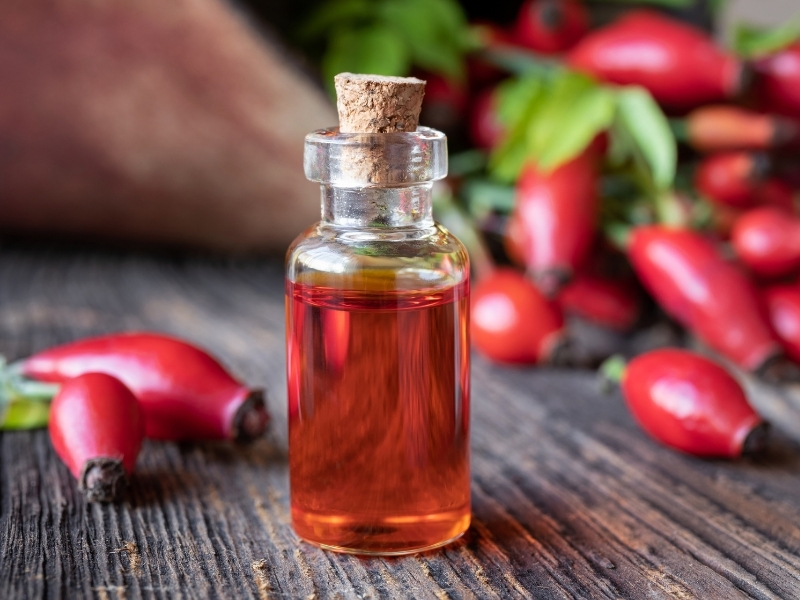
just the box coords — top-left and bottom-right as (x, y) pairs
(322, 25), (410, 95)
(709, 0), (730, 15)
(536, 86), (616, 172)
(425, 0), (473, 50)
(488, 71), (611, 180)
(602, 222), (634, 252)
(461, 179), (516, 218)
(606, 122), (630, 168)
(495, 76), (544, 130)
(490, 71), (670, 182)
(732, 19), (800, 58)
(1, 399), (50, 430)
(448, 150), (488, 177)
(0, 359), (58, 430)
(598, 354), (628, 386)
(379, 0), (467, 80)
(488, 76), (545, 182)
(307, 0), (472, 89)
(488, 133), (530, 183)
(613, 87), (676, 190)
(527, 71), (597, 161)
(477, 46), (560, 77)
(7, 377), (59, 400)
(298, 0), (374, 41)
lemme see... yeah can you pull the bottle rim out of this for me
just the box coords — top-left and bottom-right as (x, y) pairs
(304, 126), (447, 186)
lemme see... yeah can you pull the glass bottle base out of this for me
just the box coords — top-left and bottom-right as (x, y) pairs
(292, 507), (471, 556)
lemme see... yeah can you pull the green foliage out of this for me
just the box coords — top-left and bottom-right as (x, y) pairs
(708, 0), (730, 15)
(322, 26), (410, 89)
(303, 0), (474, 95)
(299, 0), (373, 40)
(448, 150), (488, 177)
(460, 178), (516, 219)
(476, 44), (560, 78)
(1, 399), (50, 430)
(0, 356), (59, 429)
(489, 70), (675, 192)
(733, 19), (800, 58)
(489, 76), (547, 182)
(612, 87), (677, 191)
(535, 84), (616, 172)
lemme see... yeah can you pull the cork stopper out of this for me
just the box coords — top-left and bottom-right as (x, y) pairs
(335, 73), (426, 133)
(304, 74), (445, 187)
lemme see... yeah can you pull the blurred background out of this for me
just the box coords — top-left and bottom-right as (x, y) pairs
(1, 0), (798, 257)
(723, 1), (795, 31)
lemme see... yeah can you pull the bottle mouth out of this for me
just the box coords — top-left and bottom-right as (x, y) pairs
(304, 126), (447, 187)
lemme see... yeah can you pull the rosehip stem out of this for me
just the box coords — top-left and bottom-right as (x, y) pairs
(478, 46), (560, 77)
(602, 222), (633, 252)
(0, 357), (60, 430)
(448, 150), (488, 178)
(598, 354), (627, 392)
(669, 118), (689, 143)
(0, 398), (51, 430)
(461, 178), (516, 218)
(653, 191), (689, 227)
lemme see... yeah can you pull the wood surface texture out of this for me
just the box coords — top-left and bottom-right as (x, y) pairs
(2, 246), (800, 599)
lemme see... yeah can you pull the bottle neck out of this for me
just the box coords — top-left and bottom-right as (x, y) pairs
(321, 183), (434, 228)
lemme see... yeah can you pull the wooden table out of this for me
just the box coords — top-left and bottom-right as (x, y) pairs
(2, 245), (800, 599)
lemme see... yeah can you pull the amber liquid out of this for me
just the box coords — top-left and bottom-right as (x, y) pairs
(286, 278), (470, 555)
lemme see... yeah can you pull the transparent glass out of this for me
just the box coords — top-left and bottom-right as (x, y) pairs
(285, 127), (471, 555)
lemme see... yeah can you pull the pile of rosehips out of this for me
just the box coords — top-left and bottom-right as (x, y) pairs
(451, 1), (800, 458)
(2, 333), (269, 502)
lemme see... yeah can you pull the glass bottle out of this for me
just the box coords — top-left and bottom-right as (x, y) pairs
(285, 125), (471, 555)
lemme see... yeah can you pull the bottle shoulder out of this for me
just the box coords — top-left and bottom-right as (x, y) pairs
(286, 222), (469, 291)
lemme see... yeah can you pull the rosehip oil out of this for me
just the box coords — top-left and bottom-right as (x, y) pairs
(287, 98), (471, 554)
(286, 280), (470, 554)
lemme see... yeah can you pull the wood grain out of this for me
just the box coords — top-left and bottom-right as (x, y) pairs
(2, 245), (800, 599)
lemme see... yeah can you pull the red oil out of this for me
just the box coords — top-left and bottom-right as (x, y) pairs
(286, 278), (471, 554)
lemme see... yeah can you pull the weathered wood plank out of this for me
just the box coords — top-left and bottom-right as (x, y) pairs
(1, 245), (800, 599)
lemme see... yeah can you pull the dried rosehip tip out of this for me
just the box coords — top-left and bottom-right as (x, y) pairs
(742, 422), (770, 456)
(49, 373), (144, 503)
(81, 457), (128, 503)
(514, 0), (588, 54)
(733, 61), (755, 102)
(773, 119), (800, 146)
(539, 1), (563, 30)
(533, 267), (572, 299)
(755, 354), (800, 384)
(695, 151), (772, 208)
(683, 105), (798, 153)
(232, 389), (270, 443)
(547, 334), (575, 367)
